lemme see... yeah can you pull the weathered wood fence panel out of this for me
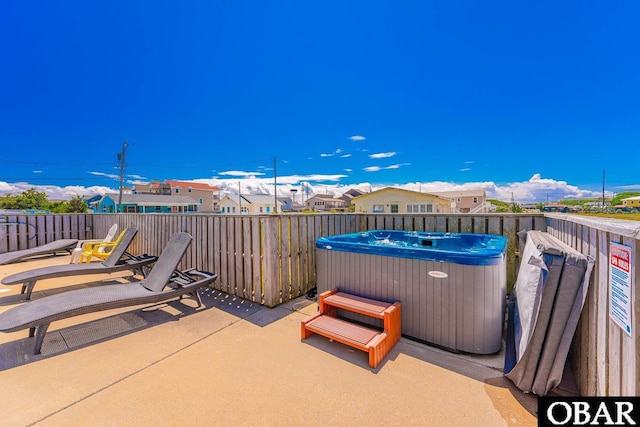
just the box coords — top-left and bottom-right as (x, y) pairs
(546, 214), (640, 397)
(0, 214), (94, 252)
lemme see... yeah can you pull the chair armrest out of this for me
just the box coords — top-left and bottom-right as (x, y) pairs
(76, 239), (104, 250)
(84, 240), (118, 254)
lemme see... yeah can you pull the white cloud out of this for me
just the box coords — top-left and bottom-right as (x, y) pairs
(0, 173), (614, 204)
(464, 161), (475, 164)
(128, 174), (147, 180)
(459, 168), (471, 172)
(349, 135), (366, 141)
(0, 181), (114, 199)
(286, 173), (610, 202)
(218, 170), (266, 177)
(197, 173), (614, 202)
(364, 163), (410, 172)
(369, 152), (396, 159)
(615, 184), (640, 190)
(33, 170), (43, 174)
(344, 168), (353, 172)
(321, 148), (344, 157)
(89, 171), (120, 180)
(195, 173), (349, 197)
(397, 174), (608, 203)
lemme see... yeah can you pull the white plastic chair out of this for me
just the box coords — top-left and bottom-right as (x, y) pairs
(69, 224), (118, 263)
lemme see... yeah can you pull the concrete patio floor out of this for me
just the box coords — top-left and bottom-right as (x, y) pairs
(0, 254), (539, 426)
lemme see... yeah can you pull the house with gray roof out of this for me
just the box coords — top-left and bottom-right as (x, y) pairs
(219, 194), (284, 214)
(305, 194), (348, 212)
(92, 193), (200, 214)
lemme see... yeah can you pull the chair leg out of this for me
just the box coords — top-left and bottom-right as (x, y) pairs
(33, 323), (50, 355)
(192, 290), (202, 308)
(24, 280), (36, 300)
(181, 290), (202, 308)
(142, 266), (151, 278)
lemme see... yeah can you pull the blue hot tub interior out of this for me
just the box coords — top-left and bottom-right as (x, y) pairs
(316, 230), (507, 266)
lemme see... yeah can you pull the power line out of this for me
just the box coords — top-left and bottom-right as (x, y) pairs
(0, 157), (113, 167)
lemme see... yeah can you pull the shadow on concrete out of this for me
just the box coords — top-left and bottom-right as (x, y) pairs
(0, 287), (262, 371)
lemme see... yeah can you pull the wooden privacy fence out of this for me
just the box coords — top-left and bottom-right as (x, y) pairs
(92, 213), (547, 306)
(0, 213), (94, 250)
(2, 213), (546, 305)
(546, 214), (640, 397)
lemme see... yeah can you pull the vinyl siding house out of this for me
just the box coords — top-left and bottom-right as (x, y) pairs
(621, 196), (640, 209)
(93, 194), (200, 213)
(353, 187), (453, 214)
(134, 180), (221, 213)
(219, 194), (284, 215)
(429, 189), (491, 213)
(305, 194), (347, 212)
(134, 181), (171, 195)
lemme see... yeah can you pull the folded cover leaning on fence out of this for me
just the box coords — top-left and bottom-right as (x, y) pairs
(504, 230), (594, 396)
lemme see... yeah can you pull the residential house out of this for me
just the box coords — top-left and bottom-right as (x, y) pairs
(621, 196), (640, 209)
(280, 197), (304, 212)
(165, 180), (221, 213)
(339, 188), (365, 211)
(429, 190), (489, 213)
(541, 204), (573, 213)
(305, 194), (347, 212)
(134, 180), (221, 213)
(134, 181), (171, 195)
(219, 194), (284, 214)
(83, 195), (102, 210)
(93, 194), (200, 214)
(353, 187), (452, 214)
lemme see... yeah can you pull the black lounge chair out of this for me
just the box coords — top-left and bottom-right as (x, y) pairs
(0, 239), (78, 265)
(0, 232), (217, 354)
(1, 227), (157, 300)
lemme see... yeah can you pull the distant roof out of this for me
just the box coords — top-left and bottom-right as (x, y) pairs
(353, 187), (452, 202)
(221, 194), (283, 205)
(308, 194), (341, 200)
(621, 195), (640, 201)
(343, 188), (365, 197)
(101, 193), (199, 206)
(430, 190), (486, 198)
(165, 180), (221, 191)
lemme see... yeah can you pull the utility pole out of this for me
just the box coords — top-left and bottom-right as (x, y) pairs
(117, 141), (127, 212)
(602, 168), (606, 209)
(273, 157), (278, 213)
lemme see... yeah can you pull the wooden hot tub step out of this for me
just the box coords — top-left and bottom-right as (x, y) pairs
(301, 288), (401, 368)
(304, 315), (381, 351)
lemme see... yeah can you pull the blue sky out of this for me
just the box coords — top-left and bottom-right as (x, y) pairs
(1, 1), (639, 202)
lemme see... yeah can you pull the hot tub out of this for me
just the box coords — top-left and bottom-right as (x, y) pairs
(315, 230), (507, 354)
